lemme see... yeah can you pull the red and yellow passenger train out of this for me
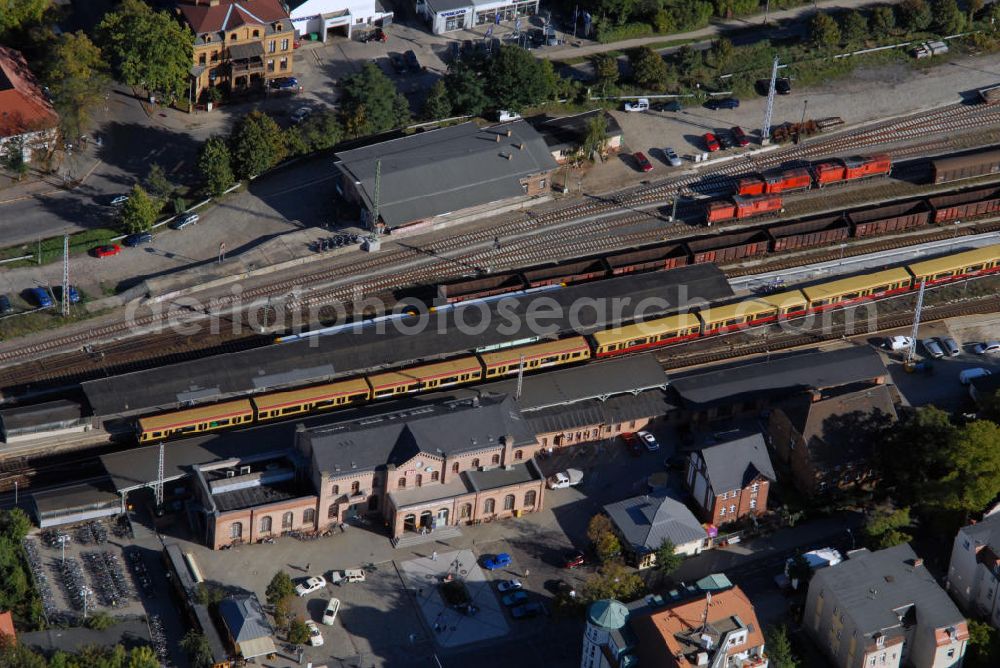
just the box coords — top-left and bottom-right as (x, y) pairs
(136, 244), (1000, 443)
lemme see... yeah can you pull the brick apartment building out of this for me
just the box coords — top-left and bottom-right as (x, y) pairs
(685, 433), (775, 526)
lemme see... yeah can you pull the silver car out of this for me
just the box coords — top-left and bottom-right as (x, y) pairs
(974, 341), (1000, 355)
(171, 213), (199, 230)
(940, 336), (960, 357)
(663, 147), (682, 167)
(921, 338), (944, 359)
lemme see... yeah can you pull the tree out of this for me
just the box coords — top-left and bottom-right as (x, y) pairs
(878, 406), (958, 506)
(128, 646), (159, 668)
(118, 185), (159, 234)
(898, 0), (933, 32)
(422, 80), (452, 121)
(339, 62), (411, 137)
(629, 46), (670, 91)
(0, 0), (50, 38)
(931, 0), (965, 33)
(85, 610), (117, 631)
(43, 31), (110, 142)
(198, 136), (235, 196)
(287, 618), (310, 645)
(786, 553), (814, 590)
(863, 506), (914, 549)
(809, 12), (842, 48)
(581, 561), (645, 603)
(145, 163), (173, 201)
(966, 619), (1000, 668)
(841, 10), (869, 45)
(591, 53), (619, 93)
(872, 5), (897, 37)
(710, 37), (735, 70)
(229, 111), (286, 180)
(653, 538), (683, 575)
(0, 640), (46, 668)
(486, 46), (555, 112)
(581, 113), (609, 161)
(968, 0), (985, 22)
(765, 625), (799, 668)
(2, 139), (28, 181)
(587, 514), (622, 563)
(0, 509), (32, 542)
(266, 570), (296, 605)
(444, 63), (489, 116)
(936, 419), (1000, 515)
(97, 0), (194, 103)
(181, 631), (215, 668)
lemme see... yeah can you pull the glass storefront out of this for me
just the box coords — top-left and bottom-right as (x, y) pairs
(474, 0), (536, 25)
(445, 14), (466, 30)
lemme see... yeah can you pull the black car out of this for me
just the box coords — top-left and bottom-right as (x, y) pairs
(388, 52), (406, 73)
(404, 50), (420, 72)
(718, 131), (734, 150)
(775, 78), (791, 95)
(705, 97), (740, 110)
(653, 100), (682, 112)
(123, 232), (153, 247)
(0, 294), (12, 315)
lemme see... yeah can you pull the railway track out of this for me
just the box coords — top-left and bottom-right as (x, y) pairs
(2, 103), (1000, 380)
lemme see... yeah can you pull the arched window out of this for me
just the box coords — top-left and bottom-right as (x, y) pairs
(472, 458), (480, 468)
(514, 450), (523, 460)
(259, 516), (271, 533)
(503, 494), (515, 511)
(282, 512), (293, 529)
(331, 484), (339, 495)
(460, 503), (472, 518)
(431, 471), (439, 482)
(398, 477), (406, 489)
(452, 462), (459, 473)
(415, 474), (423, 487)
(231, 522), (243, 539)
(524, 490), (537, 507)
(484, 498), (495, 515)
(491, 454), (500, 465)
(351, 481), (360, 494)
(303, 508), (316, 525)
(327, 504), (337, 519)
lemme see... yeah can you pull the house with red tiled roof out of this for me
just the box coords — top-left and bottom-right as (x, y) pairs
(0, 610), (16, 641)
(0, 46), (59, 160)
(176, 0), (295, 105)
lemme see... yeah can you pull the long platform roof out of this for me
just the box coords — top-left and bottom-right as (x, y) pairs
(83, 265), (730, 417)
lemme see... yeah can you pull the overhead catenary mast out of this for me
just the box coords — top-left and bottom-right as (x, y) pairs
(761, 56), (779, 146)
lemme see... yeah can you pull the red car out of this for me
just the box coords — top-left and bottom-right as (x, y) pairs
(623, 433), (642, 457)
(633, 151), (653, 172)
(730, 126), (750, 147)
(563, 552), (585, 569)
(703, 133), (721, 152)
(93, 244), (122, 258)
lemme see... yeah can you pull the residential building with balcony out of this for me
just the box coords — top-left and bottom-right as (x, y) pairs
(805, 544), (968, 668)
(177, 0), (295, 105)
(947, 513), (1000, 629)
(685, 433), (775, 526)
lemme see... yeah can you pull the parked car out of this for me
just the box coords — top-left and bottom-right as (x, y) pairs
(93, 244), (122, 259)
(496, 579), (522, 592)
(622, 432), (642, 457)
(638, 430), (660, 452)
(703, 132), (721, 152)
(329, 569), (366, 585)
(502, 590), (530, 607)
(731, 126), (750, 147)
(510, 601), (547, 619)
(547, 469), (583, 490)
(921, 338), (945, 359)
(941, 336), (961, 357)
(960, 368), (991, 385)
(705, 97), (740, 110)
(295, 576), (327, 596)
(123, 232), (153, 247)
(562, 552), (585, 569)
(483, 553), (512, 570)
(0, 294), (11, 315)
(270, 76), (299, 90)
(663, 147), (682, 167)
(171, 213), (199, 230)
(109, 194), (129, 206)
(497, 110), (522, 122)
(623, 98), (649, 112)
(30, 287), (53, 308)
(775, 78), (792, 95)
(718, 132), (734, 150)
(322, 598), (341, 625)
(633, 151), (653, 172)
(653, 100), (682, 112)
(404, 50), (420, 72)
(389, 52), (407, 73)
(885, 336), (914, 351)
(64, 285), (80, 304)
(975, 341), (1000, 354)
(305, 620), (324, 646)
(290, 107), (312, 124)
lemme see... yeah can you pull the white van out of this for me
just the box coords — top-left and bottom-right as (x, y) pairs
(624, 98), (649, 112)
(960, 368), (991, 385)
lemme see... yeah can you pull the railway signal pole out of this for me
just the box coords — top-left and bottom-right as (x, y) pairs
(761, 56), (779, 146)
(906, 280), (926, 364)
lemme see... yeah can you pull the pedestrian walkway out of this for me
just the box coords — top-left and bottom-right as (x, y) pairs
(538, 0), (902, 61)
(392, 526), (463, 549)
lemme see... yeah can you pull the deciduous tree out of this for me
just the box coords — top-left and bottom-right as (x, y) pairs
(128, 645), (160, 668)
(898, 0), (933, 32)
(786, 553), (814, 590)
(936, 419), (1000, 515)
(97, 0), (194, 104)
(43, 31), (110, 142)
(841, 10), (869, 45)
(591, 53), (620, 93)
(287, 618), (310, 645)
(863, 506), (914, 549)
(765, 625), (800, 668)
(339, 62), (411, 136)
(967, 0), (985, 22)
(653, 538), (683, 575)
(266, 570), (296, 605)
(809, 12), (842, 48)
(486, 45), (555, 112)
(629, 46), (670, 91)
(181, 631), (215, 668)
(710, 37), (735, 69)
(581, 113), (609, 161)
(229, 111), (286, 179)
(931, 0), (965, 34)
(422, 80), (452, 120)
(444, 63), (489, 116)
(0, 0), (50, 38)
(198, 136), (235, 196)
(581, 562), (644, 603)
(2, 139), (28, 181)
(587, 514), (622, 563)
(872, 5), (897, 37)
(966, 619), (1000, 668)
(144, 163), (174, 201)
(117, 185), (159, 234)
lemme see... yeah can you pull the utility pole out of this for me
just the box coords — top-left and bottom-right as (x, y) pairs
(515, 354), (526, 400)
(154, 441), (165, 508)
(906, 280), (926, 365)
(670, 191), (680, 222)
(61, 234), (70, 317)
(365, 159), (382, 252)
(761, 55), (779, 146)
(800, 99), (809, 125)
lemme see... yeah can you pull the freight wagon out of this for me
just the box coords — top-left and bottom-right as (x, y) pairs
(524, 258), (606, 287)
(848, 200), (931, 237)
(931, 147), (1000, 184)
(768, 215), (850, 252)
(604, 244), (689, 274)
(688, 230), (771, 264)
(928, 186), (1000, 224)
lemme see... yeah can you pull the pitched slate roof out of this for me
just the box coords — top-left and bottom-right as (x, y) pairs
(0, 46), (58, 138)
(697, 433), (775, 491)
(178, 0), (289, 34)
(334, 121), (558, 228)
(604, 491), (706, 553)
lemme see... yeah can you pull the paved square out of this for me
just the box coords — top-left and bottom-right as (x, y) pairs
(398, 549), (509, 647)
